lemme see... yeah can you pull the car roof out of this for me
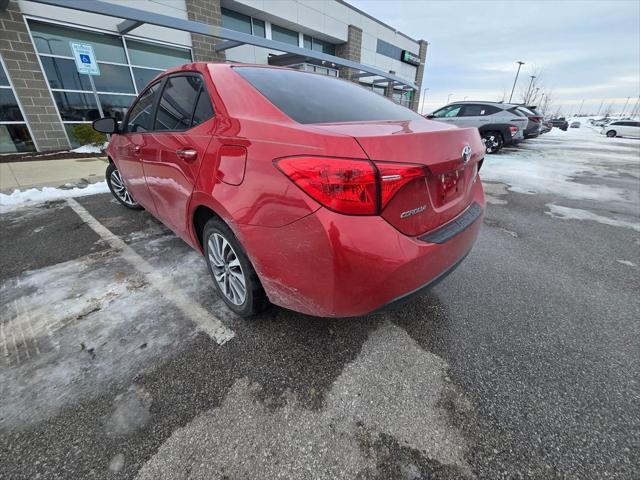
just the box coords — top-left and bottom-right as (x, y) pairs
(441, 101), (518, 110)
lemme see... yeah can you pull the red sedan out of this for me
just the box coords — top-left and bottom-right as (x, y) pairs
(93, 63), (485, 317)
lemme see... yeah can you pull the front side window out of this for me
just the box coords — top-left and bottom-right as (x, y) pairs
(126, 82), (161, 133)
(155, 75), (203, 131)
(235, 67), (421, 124)
(432, 105), (462, 118)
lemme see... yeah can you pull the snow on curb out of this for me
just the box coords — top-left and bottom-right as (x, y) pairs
(0, 181), (109, 213)
(70, 142), (108, 154)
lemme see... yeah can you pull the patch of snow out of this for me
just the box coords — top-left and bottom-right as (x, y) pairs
(546, 203), (640, 232)
(617, 260), (636, 267)
(481, 127), (640, 203)
(0, 181), (109, 213)
(70, 142), (107, 154)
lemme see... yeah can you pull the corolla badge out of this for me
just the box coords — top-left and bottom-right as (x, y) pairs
(461, 145), (472, 164)
(400, 205), (427, 219)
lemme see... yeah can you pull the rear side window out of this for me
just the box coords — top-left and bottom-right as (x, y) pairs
(126, 82), (161, 132)
(460, 104), (500, 116)
(155, 75), (204, 131)
(192, 89), (214, 127)
(234, 67), (421, 124)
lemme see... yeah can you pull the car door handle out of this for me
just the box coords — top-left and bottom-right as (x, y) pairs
(176, 148), (198, 161)
(133, 145), (141, 154)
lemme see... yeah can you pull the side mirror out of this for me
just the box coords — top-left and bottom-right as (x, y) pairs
(425, 114), (435, 119)
(92, 117), (119, 134)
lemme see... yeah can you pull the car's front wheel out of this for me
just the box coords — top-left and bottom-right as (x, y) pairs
(203, 218), (267, 316)
(606, 130), (617, 137)
(482, 131), (503, 154)
(106, 163), (142, 209)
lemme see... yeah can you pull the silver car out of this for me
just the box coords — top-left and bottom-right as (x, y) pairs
(427, 101), (528, 153)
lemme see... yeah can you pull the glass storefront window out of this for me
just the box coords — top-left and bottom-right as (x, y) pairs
(30, 20), (127, 63)
(0, 124), (36, 153)
(26, 19), (192, 147)
(53, 91), (100, 121)
(0, 67), (9, 87)
(126, 39), (192, 70)
(132, 67), (161, 92)
(272, 25), (299, 46)
(92, 64), (135, 94)
(222, 8), (252, 34)
(0, 89), (25, 122)
(98, 94), (135, 122)
(252, 18), (266, 37)
(41, 56), (92, 91)
(1, 60), (35, 153)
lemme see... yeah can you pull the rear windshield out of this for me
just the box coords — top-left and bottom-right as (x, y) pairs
(234, 67), (422, 124)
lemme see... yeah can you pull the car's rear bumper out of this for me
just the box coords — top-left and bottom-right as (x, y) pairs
(238, 178), (485, 317)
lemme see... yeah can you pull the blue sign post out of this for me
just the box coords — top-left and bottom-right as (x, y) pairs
(70, 42), (103, 118)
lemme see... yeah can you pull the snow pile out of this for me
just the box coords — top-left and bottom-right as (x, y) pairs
(0, 181), (109, 213)
(70, 142), (108, 154)
(546, 204), (640, 232)
(481, 127), (640, 203)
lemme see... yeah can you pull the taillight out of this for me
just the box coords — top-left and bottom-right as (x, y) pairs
(376, 162), (427, 208)
(275, 156), (427, 215)
(275, 156), (377, 214)
(509, 126), (519, 134)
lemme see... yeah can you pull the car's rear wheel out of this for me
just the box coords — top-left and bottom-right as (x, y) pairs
(482, 131), (503, 154)
(606, 130), (617, 137)
(203, 218), (267, 316)
(106, 163), (142, 209)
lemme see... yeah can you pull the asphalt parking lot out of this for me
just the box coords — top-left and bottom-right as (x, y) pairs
(1, 127), (639, 479)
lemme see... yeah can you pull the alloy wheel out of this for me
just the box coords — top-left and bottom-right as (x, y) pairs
(207, 233), (247, 305)
(110, 168), (137, 206)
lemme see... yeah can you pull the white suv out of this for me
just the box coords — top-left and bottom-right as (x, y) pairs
(601, 121), (640, 138)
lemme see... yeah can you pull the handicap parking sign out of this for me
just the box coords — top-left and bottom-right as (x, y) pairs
(70, 42), (100, 76)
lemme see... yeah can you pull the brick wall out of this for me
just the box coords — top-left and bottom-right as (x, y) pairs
(0, 0), (70, 151)
(410, 40), (429, 112)
(185, 0), (225, 63)
(335, 25), (362, 82)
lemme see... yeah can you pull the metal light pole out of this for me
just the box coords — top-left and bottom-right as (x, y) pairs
(597, 99), (604, 116)
(524, 75), (536, 104)
(419, 88), (430, 115)
(508, 61), (525, 103)
(447, 93), (453, 103)
(577, 99), (585, 117)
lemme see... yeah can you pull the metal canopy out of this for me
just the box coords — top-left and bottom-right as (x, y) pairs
(28, 0), (418, 90)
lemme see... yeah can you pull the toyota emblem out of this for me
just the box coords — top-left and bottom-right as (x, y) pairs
(461, 145), (472, 164)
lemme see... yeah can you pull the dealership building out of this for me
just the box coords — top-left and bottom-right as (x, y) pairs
(0, 0), (427, 153)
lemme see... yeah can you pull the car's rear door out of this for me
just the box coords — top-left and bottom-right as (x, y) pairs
(459, 104), (492, 129)
(111, 81), (163, 215)
(142, 73), (215, 238)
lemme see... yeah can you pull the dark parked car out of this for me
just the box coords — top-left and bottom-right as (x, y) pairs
(549, 118), (569, 131)
(515, 105), (543, 138)
(540, 121), (552, 134)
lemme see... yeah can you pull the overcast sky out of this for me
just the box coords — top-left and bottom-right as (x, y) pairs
(350, 0), (640, 116)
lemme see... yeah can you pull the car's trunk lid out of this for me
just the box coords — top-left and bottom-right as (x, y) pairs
(309, 119), (484, 236)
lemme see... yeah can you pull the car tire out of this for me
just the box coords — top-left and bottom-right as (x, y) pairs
(481, 131), (503, 154)
(606, 130), (617, 137)
(106, 163), (143, 209)
(203, 218), (268, 317)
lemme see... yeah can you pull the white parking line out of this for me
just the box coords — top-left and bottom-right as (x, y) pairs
(66, 198), (235, 345)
